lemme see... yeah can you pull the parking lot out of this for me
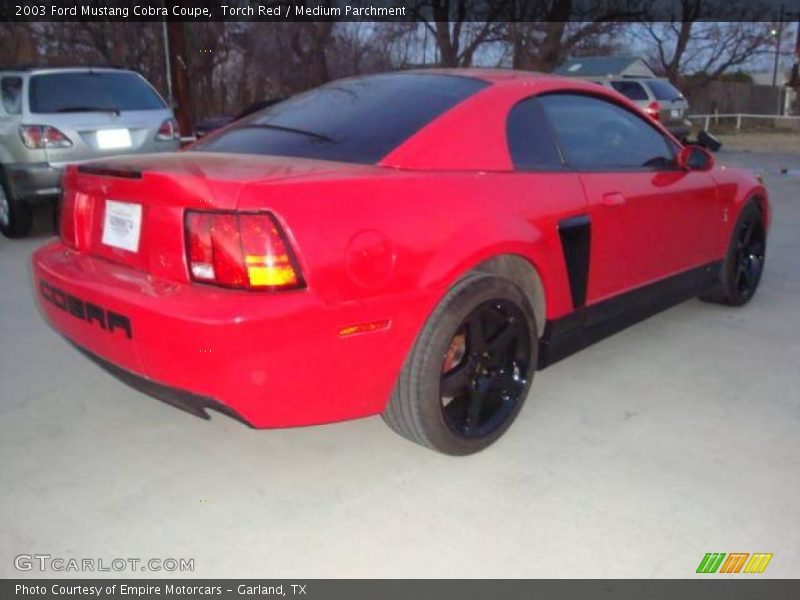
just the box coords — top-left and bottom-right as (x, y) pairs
(1, 142), (798, 578)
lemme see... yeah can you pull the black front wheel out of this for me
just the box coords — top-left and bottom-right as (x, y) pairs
(701, 201), (766, 306)
(384, 274), (537, 455)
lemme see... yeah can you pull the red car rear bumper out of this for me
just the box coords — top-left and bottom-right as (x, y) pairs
(31, 241), (413, 427)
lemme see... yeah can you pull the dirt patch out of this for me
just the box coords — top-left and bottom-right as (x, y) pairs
(715, 132), (800, 154)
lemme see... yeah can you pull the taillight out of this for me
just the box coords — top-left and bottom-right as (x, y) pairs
(59, 189), (92, 250)
(185, 211), (304, 291)
(646, 101), (660, 121)
(155, 118), (180, 141)
(59, 190), (77, 249)
(19, 125), (72, 149)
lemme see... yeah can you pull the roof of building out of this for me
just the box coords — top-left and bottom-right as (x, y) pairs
(553, 56), (647, 77)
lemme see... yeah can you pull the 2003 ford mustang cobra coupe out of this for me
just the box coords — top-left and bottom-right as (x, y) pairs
(32, 70), (769, 454)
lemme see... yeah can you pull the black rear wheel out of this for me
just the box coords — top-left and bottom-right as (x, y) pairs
(384, 274), (537, 455)
(440, 299), (532, 439)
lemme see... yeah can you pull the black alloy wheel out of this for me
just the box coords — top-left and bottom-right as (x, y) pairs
(440, 300), (532, 438)
(383, 273), (537, 455)
(732, 211), (766, 301)
(700, 200), (766, 307)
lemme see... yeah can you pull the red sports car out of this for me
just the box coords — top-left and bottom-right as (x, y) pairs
(32, 70), (769, 454)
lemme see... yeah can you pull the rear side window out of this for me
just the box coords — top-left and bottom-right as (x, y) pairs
(29, 71), (165, 113)
(610, 81), (648, 101)
(645, 80), (683, 101)
(539, 93), (675, 170)
(506, 98), (562, 170)
(192, 73), (489, 164)
(1, 77), (22, 115)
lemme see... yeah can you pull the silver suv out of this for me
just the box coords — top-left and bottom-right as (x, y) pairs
(589, 77), (692, 142)
(0, 67), (180, 237)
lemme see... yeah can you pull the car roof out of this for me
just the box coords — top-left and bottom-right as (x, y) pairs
(402, 68), (568, 85)
(598, 76), (654, 82)
(0, 65), (129, 74)
(398, 68), (643, 101)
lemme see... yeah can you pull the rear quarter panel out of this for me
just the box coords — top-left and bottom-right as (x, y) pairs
(235, 169), (587, 387)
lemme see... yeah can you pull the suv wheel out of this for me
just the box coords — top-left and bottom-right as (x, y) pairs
(0, 170), (33, 238)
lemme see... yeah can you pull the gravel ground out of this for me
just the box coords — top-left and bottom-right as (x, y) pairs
(716, 131), (800, 154)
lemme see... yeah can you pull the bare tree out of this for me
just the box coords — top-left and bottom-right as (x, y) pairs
(288, 16), (336, 89)
(182, 22), (237, 118)
(30, 22), (167, 94)
(637, 0), (776, 87)
(410, 1), (507, 67)
(503, 1), (642, 71)
(0, 23), (38, 65)
(328, 23), (399, 77)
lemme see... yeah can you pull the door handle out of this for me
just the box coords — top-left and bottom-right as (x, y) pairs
(602, 192), (626, 207)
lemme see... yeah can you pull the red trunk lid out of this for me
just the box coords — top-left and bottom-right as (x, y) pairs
(61, 152), (365, 283)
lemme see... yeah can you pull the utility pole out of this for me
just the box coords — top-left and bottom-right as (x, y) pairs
(162, 18), (173, 108)
(772, 4), (785, 88)
(793, 14), (800, 115)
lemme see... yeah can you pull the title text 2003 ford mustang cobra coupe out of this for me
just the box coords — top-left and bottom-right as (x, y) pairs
(32, 70), (769, 455)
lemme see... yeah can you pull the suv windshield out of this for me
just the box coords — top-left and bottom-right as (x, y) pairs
(191, 73), (488, 164)
(645, 80), (683, 102)
(29, 71), (165, 113)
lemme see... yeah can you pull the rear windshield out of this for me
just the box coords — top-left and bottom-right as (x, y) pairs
(191, 73), (489, 164)
(610, 81), (648, 101)
(645, 80), (683, 101)
(29, 71), (165, 113)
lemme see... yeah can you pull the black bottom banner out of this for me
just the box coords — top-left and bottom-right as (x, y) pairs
(3, 580), (799, 600)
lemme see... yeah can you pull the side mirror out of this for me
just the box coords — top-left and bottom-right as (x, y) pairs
(677, 145), (714, 172)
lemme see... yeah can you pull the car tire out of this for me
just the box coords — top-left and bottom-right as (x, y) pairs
(0, 169), (33, 239)
(700, 201), (766, 306)
(383, 273), (538, 455)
